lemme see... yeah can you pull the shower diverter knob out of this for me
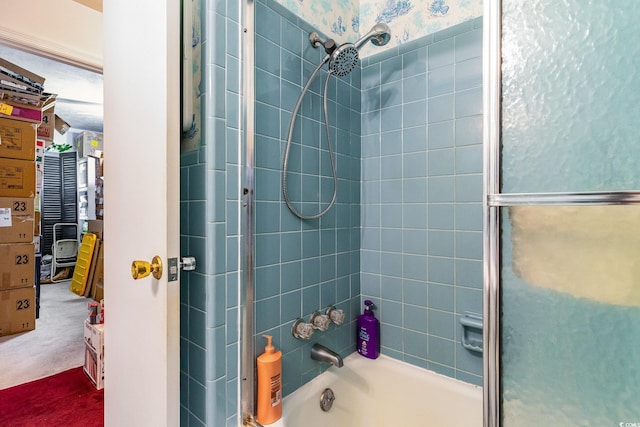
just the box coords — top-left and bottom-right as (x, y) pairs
(311, 311), (331, 331)
(326, 306), (345, 325)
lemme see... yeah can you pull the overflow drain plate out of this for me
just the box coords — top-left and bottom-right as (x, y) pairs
(319, 388), (335, 412)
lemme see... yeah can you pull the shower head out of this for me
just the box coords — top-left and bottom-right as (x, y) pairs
(328, 43), (359, 77)
(354, 23), (392, 50)
(310, 23), (391, 78)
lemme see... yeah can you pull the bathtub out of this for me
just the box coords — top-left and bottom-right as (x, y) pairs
(270, 353), (482, 427)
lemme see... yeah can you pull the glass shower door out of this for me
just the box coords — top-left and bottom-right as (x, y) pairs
(492, 0), (640, 425)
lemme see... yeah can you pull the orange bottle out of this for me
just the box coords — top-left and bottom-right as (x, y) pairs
(256, 334), (282, 424)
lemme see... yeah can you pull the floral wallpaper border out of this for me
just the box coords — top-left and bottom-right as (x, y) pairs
(274, 0), (483, 58)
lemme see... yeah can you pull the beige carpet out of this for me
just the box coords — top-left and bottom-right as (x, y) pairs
(0, 280), (89, 389)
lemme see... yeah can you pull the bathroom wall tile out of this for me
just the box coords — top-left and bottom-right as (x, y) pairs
(455, 231), (482, 260)
(455, 116), (482, 147)
(402, 46), (428, 78)
(255, 265), (281, 300)
(429, 65), (455, 97)
(404, 330), (428, 358)
(403, 279), (428, 306)
(428, 309), (455, 340)
(428, 148), (454, 176)
(428, 94), (455, 124)
(255, 233), (280, 267)
(403, 152), (427, 178)
(255, 1), (281, 44)
(428, 204), (454, 230)
(455, 145), (482, 174)
(380, 105), (402, 133)
(455, 259), (482, 288)
(455, 174), (482, 202)
(381, 55), (403, 83)
(455, 203), (482, 231)
(428, 176), (455, 203)
(428, 121), (454, 149)
(381, 323), (404, 352)
(455, 28), (483, 62)
(282, 231), (302, 262)
(402, 203), (427, 229)
(381, 130), (402, 155)
(455, 340), (483, 377)
(455, 57), (482, 91)
(380, 275), (403, 302)
(380, 252), (403, 277)
(427, 230), (454, 257)
(402, 229), (427, 255)
(302, 285), (320, 315)
(428, 38), (455, 70)
(428, 256), (454, 285)
(402, 74), (427, 103)
(402, 125), (427, 153)
(255, 36), (281, 74)
(256, 296), (281, 333)
(455, 287), (482, 315)
(428, 283), (454, 312)
(455, 87), (482, 119)
(403, 100), (427, 128)
(403, 178), (428, 204)
(380, 80), (403, 108)
(428, 335), (455, 367)
(404, 305), (428, 333)
(381, 228), (403, 253)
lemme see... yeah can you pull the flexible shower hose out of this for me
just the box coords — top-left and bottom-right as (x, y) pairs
(282, 58), (338, 220)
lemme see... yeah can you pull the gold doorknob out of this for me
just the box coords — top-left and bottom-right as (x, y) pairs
(131, 256), (163, 280)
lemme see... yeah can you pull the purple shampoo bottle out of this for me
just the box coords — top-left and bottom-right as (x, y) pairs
(357, 300), (380, 359)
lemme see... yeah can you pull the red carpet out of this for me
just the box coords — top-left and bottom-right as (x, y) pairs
(0, 367), (103, 427)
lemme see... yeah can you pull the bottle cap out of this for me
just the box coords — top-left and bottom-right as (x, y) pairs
(262, 334), (274, 354)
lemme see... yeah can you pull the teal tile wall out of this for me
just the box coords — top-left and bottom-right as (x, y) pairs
(360, 18), (484, 386)
(180, 0), (242, 426)
(254, 0), (361, 398)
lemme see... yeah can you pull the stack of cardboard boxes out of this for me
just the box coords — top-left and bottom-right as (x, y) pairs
(0, 116), (37, 337)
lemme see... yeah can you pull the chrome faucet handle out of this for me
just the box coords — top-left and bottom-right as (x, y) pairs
(326, 306), (345, 325)
(292, 318), (315, 339)
(310, 311), (331, 331)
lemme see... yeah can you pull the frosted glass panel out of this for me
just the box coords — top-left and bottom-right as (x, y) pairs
(500, 206), (640, 425)
(501, 0), (640, 193)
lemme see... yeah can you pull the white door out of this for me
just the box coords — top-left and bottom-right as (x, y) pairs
(103, 1), (180, 426)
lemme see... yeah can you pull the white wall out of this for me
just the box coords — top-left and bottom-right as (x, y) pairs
(0, 0), (102, 70)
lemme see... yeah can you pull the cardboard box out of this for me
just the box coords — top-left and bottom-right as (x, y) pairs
(34, 211), (40, 235)
(89, 241), (104, 301)
(0, 158), (36, 198)
(87, 220), (103, 240)
(37, 107), (54, 141)
(0, 100), (43, 124)
(55, 115), (70, 135)
(33, 235), (40, 254)
(0, 243), (35, 290)
(83, 319), (104, 389)
(36, 140), (45, 162)
(0, 117), (37, 160)
(0, 196), (35, 216)
(0, 198), (34, 243)
(75, 131), (103, 158)
(0, 286), (36, 336)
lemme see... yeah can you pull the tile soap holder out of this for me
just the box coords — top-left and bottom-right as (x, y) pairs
(460, 312), (483, 353)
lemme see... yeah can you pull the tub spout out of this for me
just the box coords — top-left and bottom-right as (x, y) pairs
(310, 343), (344, 368)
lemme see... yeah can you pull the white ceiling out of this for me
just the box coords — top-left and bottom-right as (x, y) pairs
(0, 43), (103, 133)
